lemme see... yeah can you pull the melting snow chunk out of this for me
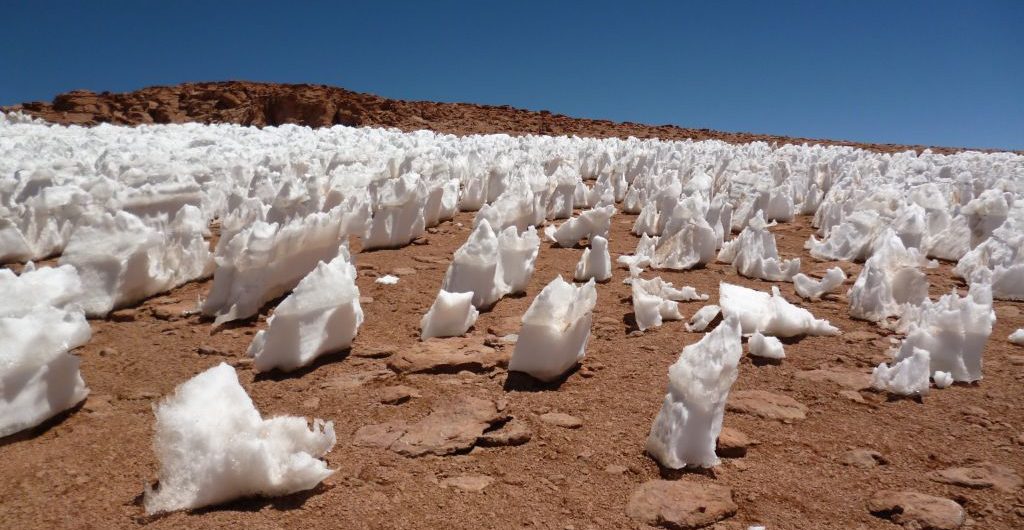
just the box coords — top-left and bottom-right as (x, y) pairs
(892, 283), (995, 383)
(362, 173), (428, 250)
(443, 220), (540, 309)
(847, 229), (930, 323)
(202, 209), (347, 325)
(144, 363), (336, 514)
(933, 371), (954, 388)
(0, 264), (91, 438)
(247, 251), (363, 373)
(442, 219), (508, 309)
(420, 290), (479, 340)
(686, 305), (721, 333)
(1, 309), (91, 438)
(498, 225), (541, 294)
(717, 211), (800, 281)
(793, 267), (847, 300)
(543, 205), (616, 247)
(630, 276), (706, 331)
(59, 206), (212, 317)
(748, 332), (785, 360)
(648, 215), (717, 270)
(871, 348), (931, 396)
(646, 316), (743, 469)
(574, 235), (612, 282)
(375, 275), (399, 285)
(1010, 329), (1024, 346)
(508, 276), (596, 382)
(720, 282), (839, 337)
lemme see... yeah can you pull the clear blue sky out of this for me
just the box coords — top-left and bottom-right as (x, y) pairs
(2, 1), (1021, 149)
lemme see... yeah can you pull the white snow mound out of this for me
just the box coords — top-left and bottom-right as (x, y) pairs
(144, 363), (336, 514)
(508, 276), (596, 382)
(420, 290), (480, 340)
(719, 282), (839, 337)
(646, 315), (743, 469)
(247, 250), (363, 373)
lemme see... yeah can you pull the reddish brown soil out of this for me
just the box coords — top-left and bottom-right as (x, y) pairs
(1, 211), (1022, 529)
(0, 81), (994, 154)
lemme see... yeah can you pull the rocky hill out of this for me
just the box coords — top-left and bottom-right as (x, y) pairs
(3, 81), (965, 154)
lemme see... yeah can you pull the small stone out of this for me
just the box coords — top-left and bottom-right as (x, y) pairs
(302, 397), (321, 410)
(229, 357), (253, 368)
(83, 394), (114, 415)
(109, 309), (137, 322)
(839, 390), (866, 403)
(379, 385), (420, 405)
(353, 346), (394, 359)
(196, 345), (225, 356)
(540, 412), (583, 429)
(440, 474), (493, 492)
(716, 427), (751, 458)
(411, 237), (429, 246)
(626, 480), (737, 529)
(727, 390), (808, 422)
(929, 462), (1022, 492)
(868, 490), (965, 529)
(478, 419), (532, 447)
(392, 266), (417, 276)
(628, 330), (644, 338)
(151, 303), (192, 321)
(359, 296), (375, 305)
(98, 347), (119, 357)
(840, 449), (888, 469)
(604, 464), (628, 475)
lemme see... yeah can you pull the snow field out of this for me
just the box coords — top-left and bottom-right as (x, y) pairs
(1, 112), (1022, 509)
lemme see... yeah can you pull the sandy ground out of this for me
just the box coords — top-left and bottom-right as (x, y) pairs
(1, 209), (1022, 530)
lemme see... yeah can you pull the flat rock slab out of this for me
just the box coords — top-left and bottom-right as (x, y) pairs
(440, 474), (494, 492)
(353, 397), (507, 457)
(540, 412), (583, 429)
(627, 480), (737, 529)
(352, 420), (408, 449)
(868, 490), (964, 529)
(387, 338), (504, 375)
(929, 462), (1022, 492)
(727, 390), (808, 422)
(795, 368), (871, 390)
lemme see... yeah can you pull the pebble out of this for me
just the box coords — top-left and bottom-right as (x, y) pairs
(540, 412), (583, 429)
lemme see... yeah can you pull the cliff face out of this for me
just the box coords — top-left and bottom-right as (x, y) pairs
(3, 81), (961, 154)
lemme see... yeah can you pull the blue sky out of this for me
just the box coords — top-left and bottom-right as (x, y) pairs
(2, 1), (1021, 149)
